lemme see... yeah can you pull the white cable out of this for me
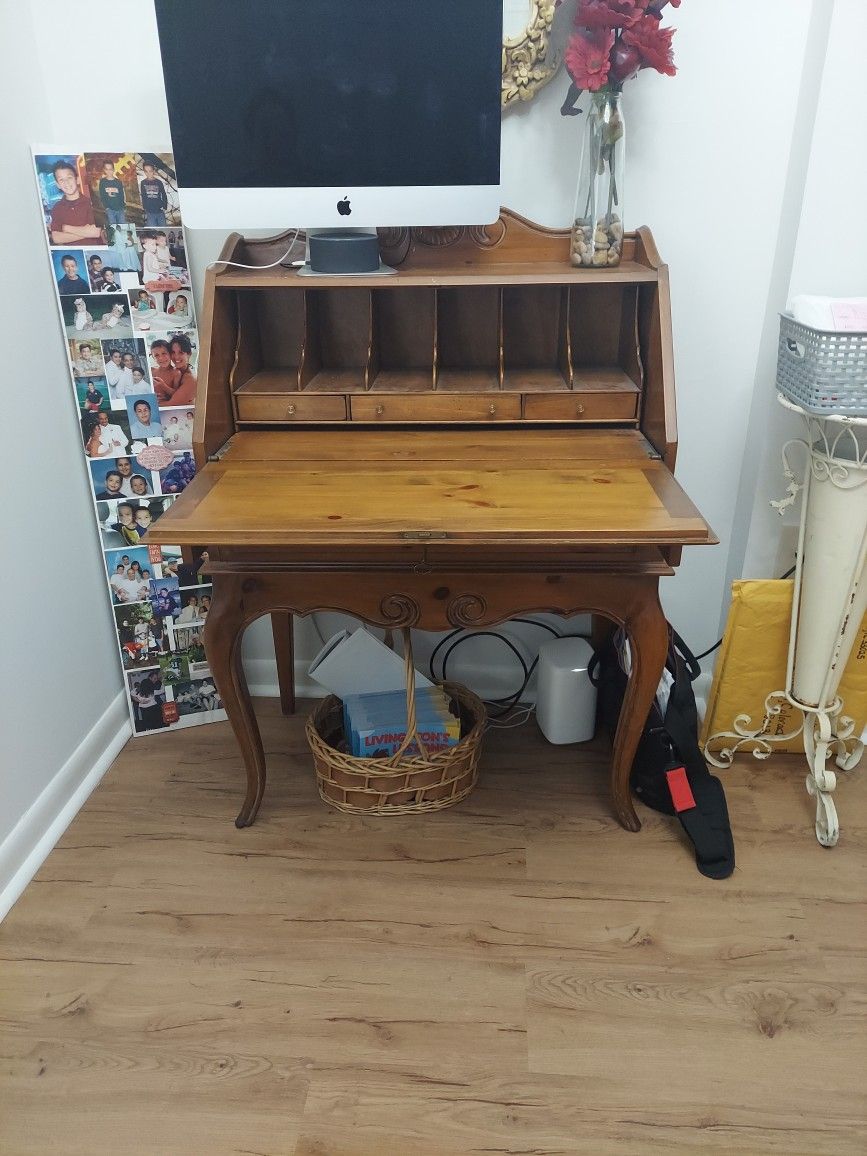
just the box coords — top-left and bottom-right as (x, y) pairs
(210, 228), (301, 270)
(487, 705), (536, 729)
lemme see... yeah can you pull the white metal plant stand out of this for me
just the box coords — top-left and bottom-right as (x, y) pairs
(705, 394), (867, 846)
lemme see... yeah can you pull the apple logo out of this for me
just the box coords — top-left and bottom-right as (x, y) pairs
(337, 197), (351, 216)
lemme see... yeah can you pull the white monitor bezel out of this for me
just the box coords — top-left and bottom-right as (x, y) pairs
(175, 184), (502, 230)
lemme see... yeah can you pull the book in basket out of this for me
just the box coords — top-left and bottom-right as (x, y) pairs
(344, 687), (461, 758)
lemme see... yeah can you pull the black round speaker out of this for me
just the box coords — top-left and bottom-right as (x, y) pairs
(308, 230), (381, 274)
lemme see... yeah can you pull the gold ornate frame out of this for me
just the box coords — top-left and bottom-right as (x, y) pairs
(501, 0), (561, 109)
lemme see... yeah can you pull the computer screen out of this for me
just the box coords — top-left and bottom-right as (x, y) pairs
(154, 0), (502, 228)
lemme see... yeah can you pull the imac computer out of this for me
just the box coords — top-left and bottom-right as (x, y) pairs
(153, 1), (502, 232)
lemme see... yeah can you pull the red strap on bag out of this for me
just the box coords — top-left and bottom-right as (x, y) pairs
(666, 765), (697, 813)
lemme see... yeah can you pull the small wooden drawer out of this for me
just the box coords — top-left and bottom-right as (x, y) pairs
(523, 391), (639, 422)
(236, 394), (347, 422)
(351, 395), (522, 422)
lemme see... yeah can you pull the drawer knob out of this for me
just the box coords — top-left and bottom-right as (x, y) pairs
(489, 403), (497, 417)
(375, 404), (385, 417)
(577, 403), (586, 415)
(286, 404), (297, 416)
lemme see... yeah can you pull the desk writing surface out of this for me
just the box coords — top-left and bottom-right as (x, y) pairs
(150, 431), (714, 549)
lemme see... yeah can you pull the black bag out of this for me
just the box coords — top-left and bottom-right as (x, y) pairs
(590, 627), (735, 880)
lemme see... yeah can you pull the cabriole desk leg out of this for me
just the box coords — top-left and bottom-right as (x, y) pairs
(271, 613), (296, 716)
(610, 582), (670, 832)
(203, 573), (267, 828)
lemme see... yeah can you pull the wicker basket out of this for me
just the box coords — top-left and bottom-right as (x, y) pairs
(306, 628), (486, 815)
(777, 313), (867, 416)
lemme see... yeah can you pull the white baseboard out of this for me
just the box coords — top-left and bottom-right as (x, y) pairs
(245, 658), (324, 700)
(0, 692), (131, 923)
(245, 658), (717, 726)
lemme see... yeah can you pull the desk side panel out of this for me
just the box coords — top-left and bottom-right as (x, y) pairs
(193, 267), (239, 465)
(637, 269), (678, 472)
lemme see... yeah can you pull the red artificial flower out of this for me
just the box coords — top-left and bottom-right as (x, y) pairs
(609, 41), (642, 84)
(623, 15), (677, 75)
(564, 28), (615, 91)
(575, 0), (644, 29)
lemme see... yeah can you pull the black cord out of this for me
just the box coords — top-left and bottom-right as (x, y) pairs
(510, 617), (562, 638)
(441, 631), (529, 693)
(429, 627), (464, 682)
(438, 619), (565, 719)
(429, 618), (561, 683)
(691, 565), (797, 663)
(692, 639), (722, 663)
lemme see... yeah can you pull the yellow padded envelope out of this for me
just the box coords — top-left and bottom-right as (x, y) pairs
(702, 579), (867, 754)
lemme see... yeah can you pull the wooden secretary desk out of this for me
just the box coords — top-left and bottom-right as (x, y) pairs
(150, 210), (715, 829)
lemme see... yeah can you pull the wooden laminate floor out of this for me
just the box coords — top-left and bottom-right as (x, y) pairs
(1, 699), (865, 1155)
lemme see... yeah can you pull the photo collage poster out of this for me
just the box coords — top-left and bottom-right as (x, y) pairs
(33, 149), (226, 736)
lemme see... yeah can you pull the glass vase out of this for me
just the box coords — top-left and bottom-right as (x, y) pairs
(570, 90), (625, 268)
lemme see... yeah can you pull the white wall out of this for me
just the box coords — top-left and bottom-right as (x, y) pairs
(5, 0), (857, 860)
(740, 0), (867, 582)
(0, 5), (128, 870)
(503, 0), (821, 658)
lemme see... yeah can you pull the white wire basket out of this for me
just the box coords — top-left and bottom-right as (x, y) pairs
(776, 313), (867, 416)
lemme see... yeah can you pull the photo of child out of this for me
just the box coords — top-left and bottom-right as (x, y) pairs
(157, 545), (182, 575)
(34, 154), (106, 247)
(125, 394), (164, 440)
(158, 450), (196, 494)
(167, 292), (193, 323)
(98, 499), (140, 547)
(105, 546), (152, 602)
(150, 577), (181, 619)
(159, 407), (195, 450)
(139, 230), (185, 294)
(100, 338), (151, 404)
(136, 154), (181, 228)
(69, 338), (104, 378)
(105, 224), (143, 274)
(148, 332), (198, 406)
(98, 496), (172, 545)
(60, 293), (132, 340)
(115, 603), (168, 670)
(130, 286), (195, 333)
(52, 250), (91, 295)
(90, 455), (158, 500)
(84, 153), (141, 227)
(75, 375), (109, 413)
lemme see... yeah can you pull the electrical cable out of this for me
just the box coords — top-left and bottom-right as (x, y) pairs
(431, 564), (800, 726)
(487, 704), (536, 729)
(429, 617), (563, 684)
(210, 229), (301, 271)
(433, 617), (571, 722)
(440, 630), (529, 692)
(510, 617), (562, 638)
(428, 626), (464, 683)
(441, 634), (534, 719)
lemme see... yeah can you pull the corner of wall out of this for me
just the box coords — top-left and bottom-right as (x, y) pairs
(0, 693), (131, 923)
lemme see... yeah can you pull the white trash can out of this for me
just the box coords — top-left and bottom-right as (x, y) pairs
(535, 637), (597, 745)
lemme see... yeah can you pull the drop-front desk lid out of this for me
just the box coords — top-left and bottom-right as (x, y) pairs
(149, 430), (716, 549)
